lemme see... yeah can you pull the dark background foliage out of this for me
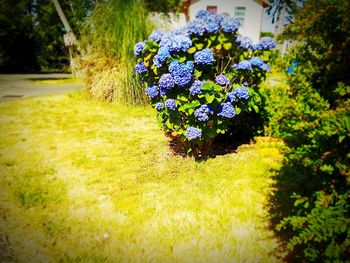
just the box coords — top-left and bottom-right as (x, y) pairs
(267, 0), (350, 261)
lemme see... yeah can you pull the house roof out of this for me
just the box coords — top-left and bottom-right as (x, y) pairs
(260, 0), (272, 8)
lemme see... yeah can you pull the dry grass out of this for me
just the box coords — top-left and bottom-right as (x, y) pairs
(0, 92), (286, 262)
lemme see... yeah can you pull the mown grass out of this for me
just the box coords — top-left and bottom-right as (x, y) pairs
(0, 92), (286, 262)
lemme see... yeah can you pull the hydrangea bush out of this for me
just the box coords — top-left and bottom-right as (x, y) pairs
(134, 10), (276, 155)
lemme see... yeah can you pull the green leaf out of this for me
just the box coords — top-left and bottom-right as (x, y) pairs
(252, 105), (259, 113)
(165, 119), (173, 129)
(205, 93), (215, 103)
(223, 43), (232, 50)
(194, 69), (202, 78)
(200, 83), (214, 91)
(188, 47), (196, 54)
(179, 101), (201, 111)
(213, 84), (223, 92)
(178, 56), (187, 63)
(195, 43), (204, 50)
(177, 95), (188, 102)
(235, 107), (241, 115)
(144, 53), (152, 62)
(216, 44), (222, 50)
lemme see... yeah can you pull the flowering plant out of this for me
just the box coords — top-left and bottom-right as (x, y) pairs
(134, 10), (276, 156)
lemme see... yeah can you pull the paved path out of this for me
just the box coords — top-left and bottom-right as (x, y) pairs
(0, 74), (83, 102)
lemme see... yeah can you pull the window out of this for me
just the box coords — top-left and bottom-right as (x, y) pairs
(234, 6), (246, 27)
(206, 6), (217, 14)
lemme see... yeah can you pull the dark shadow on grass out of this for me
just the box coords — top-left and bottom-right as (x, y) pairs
(166, 129), (254, 161)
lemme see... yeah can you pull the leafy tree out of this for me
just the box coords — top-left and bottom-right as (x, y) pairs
(0, 0), (39, 72)
(266, 0), (304, 24)
(267, 0), (350, 261)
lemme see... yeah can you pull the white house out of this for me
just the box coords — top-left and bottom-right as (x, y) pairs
(187, 0), (271, 42)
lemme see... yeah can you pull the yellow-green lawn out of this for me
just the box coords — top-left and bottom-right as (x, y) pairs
(0, 92), (285, 262)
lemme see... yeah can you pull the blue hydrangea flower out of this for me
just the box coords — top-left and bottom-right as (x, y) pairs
(160, 87), (167, 96)
(169, 60), (194, 75)
(149, 30), (164, 43)
(233, 86), (249, 99)
(194, 104), (213, 121)
(155, 102), (164, 110)
(194, 48), (214, 65)
(233, 60), (252, 70)
(253, 37), (276, 50)
(153, 47), (171, 68)
(220, 17), (240, 33)
(174, 74), (192, 87)
(237, 36), (252, 49)
(186, 20), (206, 36)
(168, 60), (194, 87)
(189, 80), (205, 95)
(250, 57), (264, 67)
(159, 73), (175, 89)
(134, 62), (147, 74)
(227, 92), (236, 102)
(145, 85), (158, 98)
(203, 14), (220, 33)
(260, 63), (271, 71)
(218, 102), (236, 118)
(134, 42), (145, 57)
(169, 35), (192, 52)
(196, 10), (208, 19)
(215, 74), (230, 85)
(185, 126), (202, 140)
(159, 34), (173, 49)
(165, 98), (177, 110)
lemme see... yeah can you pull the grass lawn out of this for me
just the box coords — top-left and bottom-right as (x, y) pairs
(0, 92), (285, 262)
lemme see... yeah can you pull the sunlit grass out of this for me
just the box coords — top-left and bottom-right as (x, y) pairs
(0, 92), (286, 262)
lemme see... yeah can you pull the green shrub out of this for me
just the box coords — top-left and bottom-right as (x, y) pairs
(135, 10), (276, 156)
(267, 0), (350, 261)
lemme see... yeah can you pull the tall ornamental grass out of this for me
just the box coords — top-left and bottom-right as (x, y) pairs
(77, 0), (151, 104)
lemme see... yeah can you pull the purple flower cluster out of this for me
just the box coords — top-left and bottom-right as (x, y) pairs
(153, 47), (171, 68)
(252, 37), (277, 50)
(232, 60), (252, 70)
(134, 42), (145, 56)
(215, 74), (230, 85)
(149, 30), (164, 43)
(162, 35), (192, 52)
(196, 10), (207, 19)
(194, 48), (214, 65)
(250, 57), (270, 71)
(185, 127), (202, 140)
(220, 17), (240, 33)
(187, 11), (239, 36)
(189, 80), (205, 95)
(145, 85), (158, 99)
(218, 102), (236, 118)
(237, 35), (253, 50)
(165, 98), (177, 110)
(186, 20), (206, 36)
(134, 62), (147, 74)
(250, 57), (264, 67)
(194, 104), (213, 121)
(159, 73), (175, 89)
(233, 86), (249, 99)
(155, 102), (164, 110)
(169, 60), (194, 87)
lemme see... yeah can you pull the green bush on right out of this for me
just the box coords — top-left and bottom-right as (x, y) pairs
(266, 0), (350, 261)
